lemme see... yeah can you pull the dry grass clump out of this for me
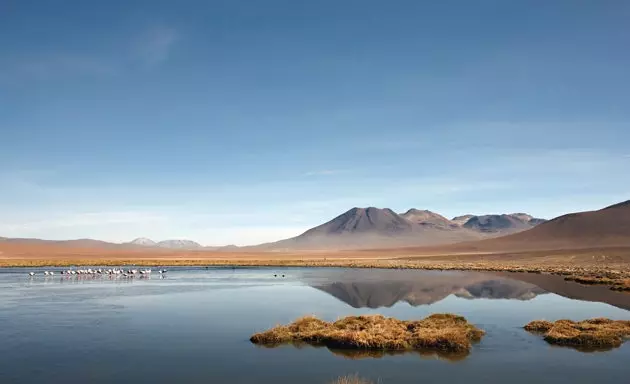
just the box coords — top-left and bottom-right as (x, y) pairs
(523, 320), (554, 333)
(250, 313), (485, 354)
(524, 318), (630, 349)
(330, 374), (373, 384)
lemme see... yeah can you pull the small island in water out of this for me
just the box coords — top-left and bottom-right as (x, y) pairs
(524, 318), (630, 349)
(250, 313), (485, 354)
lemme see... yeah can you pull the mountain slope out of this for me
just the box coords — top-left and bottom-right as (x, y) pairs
(441, 200), (630, 251)
(255, 207), (485, 250)
(489, 200), (630, 248)
(400, 209), (455, 228)
(452, 215), (475, 226)
(306, 207), (414, 236)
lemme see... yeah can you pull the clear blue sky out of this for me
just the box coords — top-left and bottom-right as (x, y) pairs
(1, 0), (629, 245)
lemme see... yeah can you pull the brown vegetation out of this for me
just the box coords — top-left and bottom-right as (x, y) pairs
(523, 320), (554, 333)
(563, 275), (630, 292)
(2, 236), (630, 293)
(330, 375), (373, 384)
(250, 314), (485, 354)
(524, 318), (630, 349)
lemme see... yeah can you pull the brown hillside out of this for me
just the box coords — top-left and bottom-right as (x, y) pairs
(415, 200), (630, 253)
(488, 200), (630, 249)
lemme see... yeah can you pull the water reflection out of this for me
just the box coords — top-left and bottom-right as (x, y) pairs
(497, 272), (630, 311)
(329, 348), (468, 362)
(2, 267), (630, 383)
(309, 270), (547, 308)
(255, 341), (469, 362)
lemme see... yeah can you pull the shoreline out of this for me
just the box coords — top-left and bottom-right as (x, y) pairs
(2, 257), (629, 292)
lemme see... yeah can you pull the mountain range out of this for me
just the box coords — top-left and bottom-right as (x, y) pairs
(458, 199), (630, 251)
(3, 200), (630, 252)
(128, 238), (204, 249)
(253, 208), (546, 250)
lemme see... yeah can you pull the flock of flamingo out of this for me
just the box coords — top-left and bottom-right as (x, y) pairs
(28, 268), (168, 278)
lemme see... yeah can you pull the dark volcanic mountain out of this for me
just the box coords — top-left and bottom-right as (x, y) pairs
(311, 207), (414, 235)
(254, 207), (546, 250)
(255, 207), (485, 250)
(463, 214), (534, 233)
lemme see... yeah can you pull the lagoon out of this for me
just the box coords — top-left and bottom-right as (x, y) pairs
(1, 267), (629, 384)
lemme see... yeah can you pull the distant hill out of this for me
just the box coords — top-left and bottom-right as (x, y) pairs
(478, 200), (630, 249)
(126, 238), (204, 249)
(0, 236), (204, 250)
(401, 209), (456, 228)
(462, 214), (539, 233)
(252, 207), (545, 250)
(156, 239), (203, 249)
(451, 214), (475, 226)
(0, 237), (125, 248)
(129, 237), (157, 247)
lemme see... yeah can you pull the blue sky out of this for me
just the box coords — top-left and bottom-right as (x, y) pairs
(1, 0), (629, 245)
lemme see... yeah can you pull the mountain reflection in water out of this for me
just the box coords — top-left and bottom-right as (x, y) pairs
(309, 270), (547, 308)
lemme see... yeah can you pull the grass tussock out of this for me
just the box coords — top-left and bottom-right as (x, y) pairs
(523, 320), (554, 333)
(524, 318), (630, 349)
(250, 313), (485, 354)
(330, 375), (373, 384)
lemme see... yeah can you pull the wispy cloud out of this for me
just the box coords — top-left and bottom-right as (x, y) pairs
(1, 26), (179, 85)
(132, 26), (178, 67)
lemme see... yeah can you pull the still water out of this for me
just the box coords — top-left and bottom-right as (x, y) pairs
(1, 267), (629, 383)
